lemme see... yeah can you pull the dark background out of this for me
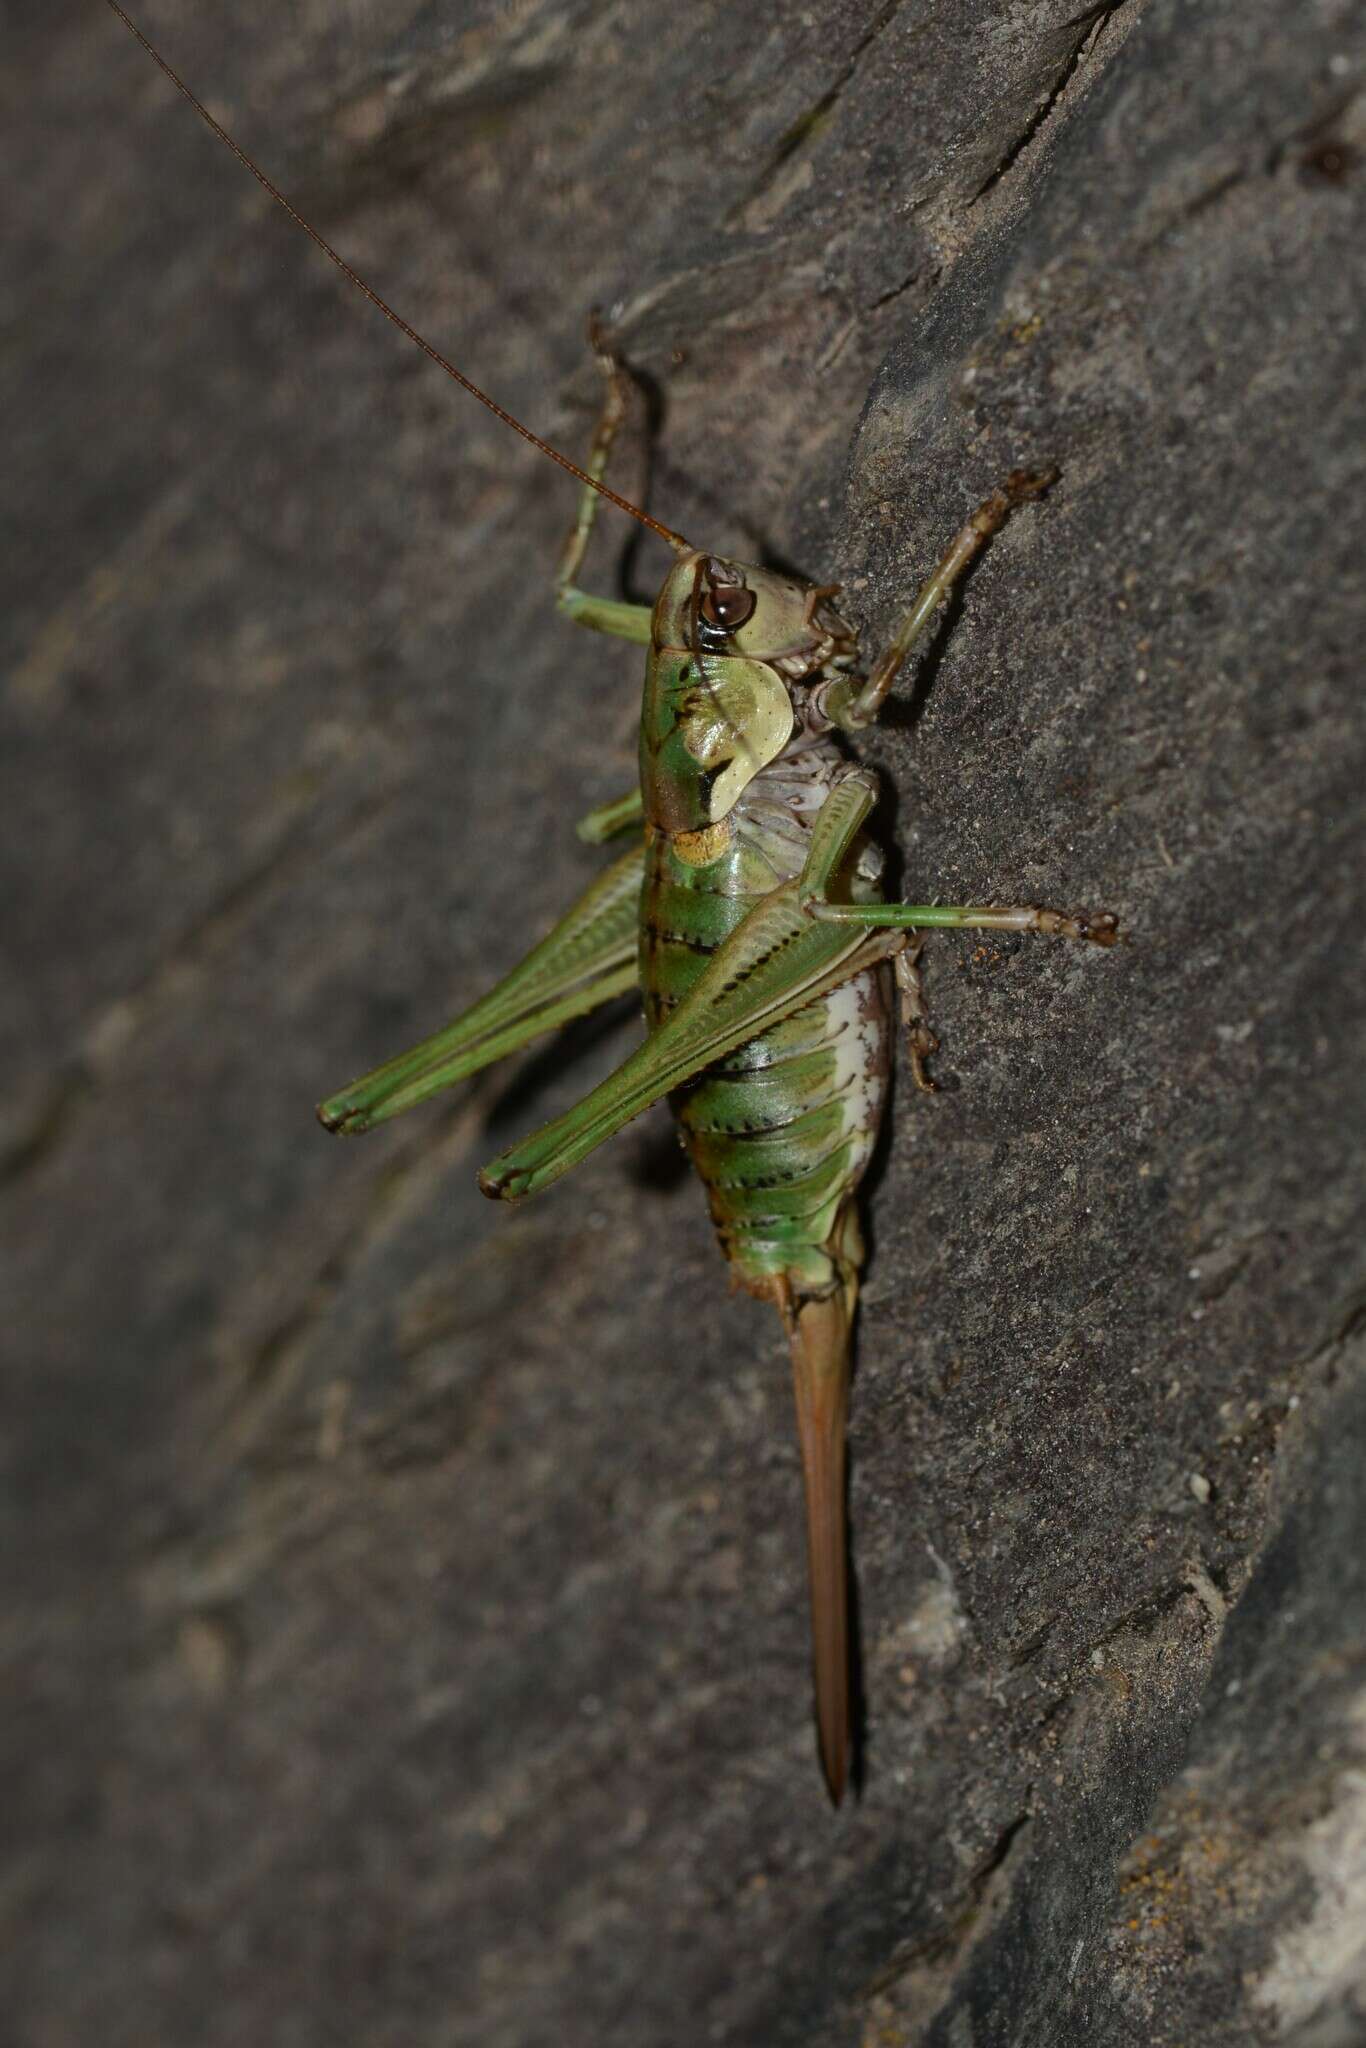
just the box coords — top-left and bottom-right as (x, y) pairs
(4, 3), (1364, 2043)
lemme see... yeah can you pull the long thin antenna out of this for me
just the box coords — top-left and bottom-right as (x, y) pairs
(104, 1), (689, 552)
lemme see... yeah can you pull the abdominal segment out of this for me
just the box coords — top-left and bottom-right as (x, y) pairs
(640, 740), (893, 1300)
(676, 967), (892, 1297)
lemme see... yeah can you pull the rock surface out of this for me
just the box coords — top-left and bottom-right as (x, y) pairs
(3, 2), (1363, 2043)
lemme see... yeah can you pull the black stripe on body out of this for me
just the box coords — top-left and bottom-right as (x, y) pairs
(640, 915), (719, 958)
(640, 756), (892, 1285)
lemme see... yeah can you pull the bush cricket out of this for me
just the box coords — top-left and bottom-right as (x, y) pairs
(107, 0), (1118, 1801)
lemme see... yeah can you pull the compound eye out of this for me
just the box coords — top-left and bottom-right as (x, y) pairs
(699, 584), (757, 632)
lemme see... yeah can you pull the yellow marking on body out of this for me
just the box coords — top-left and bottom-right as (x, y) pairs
(671, 818), (733, 866)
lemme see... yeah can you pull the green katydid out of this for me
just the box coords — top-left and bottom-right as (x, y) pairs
(109, 1), (1118, 1802)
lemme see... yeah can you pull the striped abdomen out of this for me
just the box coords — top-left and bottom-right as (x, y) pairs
(639, 740), (892, 1301)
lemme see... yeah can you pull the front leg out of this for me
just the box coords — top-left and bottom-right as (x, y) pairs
(823, 468), (1058, 732)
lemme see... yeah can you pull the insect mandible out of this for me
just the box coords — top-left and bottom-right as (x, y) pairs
(109, 1), (1118, 1801)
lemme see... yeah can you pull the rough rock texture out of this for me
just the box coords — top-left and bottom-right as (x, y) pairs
(3, 2), (1364, 2043)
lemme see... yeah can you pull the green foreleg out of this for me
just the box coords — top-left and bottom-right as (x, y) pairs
(318, 843), (644, 1135)
(823, 468), (1058, 732)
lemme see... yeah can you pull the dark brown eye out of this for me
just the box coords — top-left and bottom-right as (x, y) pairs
(699, 585), (757, 632)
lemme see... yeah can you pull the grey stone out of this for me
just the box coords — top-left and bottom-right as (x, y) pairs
(3, 2), (1363, 2043)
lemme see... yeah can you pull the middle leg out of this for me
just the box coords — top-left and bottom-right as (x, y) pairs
(803, 899), (1119, 944)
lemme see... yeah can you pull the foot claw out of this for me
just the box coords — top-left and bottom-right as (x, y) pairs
(907, 1023), (940, 1093)
(1032, 906), (1120, 945)
(1077, 911), (1120, 947)
(1005, 464), (1060, 504)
